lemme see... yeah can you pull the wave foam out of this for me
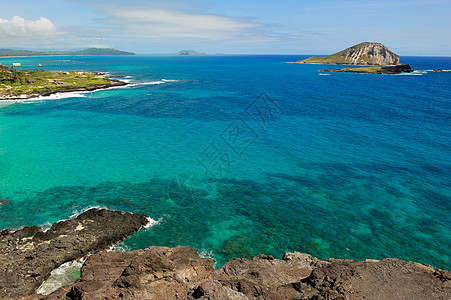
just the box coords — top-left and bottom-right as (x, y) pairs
(109, 241), (132, 253)
(68, 205), (110, 219)
(197, 248), (218, 266)
(39, 221), (52, 233)
(123, 79), (179, 87)
(3, 91), (88, 103)
(394, 72), (424, 76)
(143, 216), (162, 229)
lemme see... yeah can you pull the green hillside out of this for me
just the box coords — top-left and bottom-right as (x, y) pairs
(0, 48), (135, 57)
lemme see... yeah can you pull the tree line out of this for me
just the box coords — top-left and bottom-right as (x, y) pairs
(0, 66), (29, 84)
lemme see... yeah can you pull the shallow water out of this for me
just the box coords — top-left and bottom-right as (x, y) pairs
(0, 55), (450, 268)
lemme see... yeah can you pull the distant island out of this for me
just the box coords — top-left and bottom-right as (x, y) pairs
(0, 48), (135, 57)
(0, 66), (126, 100)
(296, 42), (399, 65)
(295, 42), (414, 74)
(176, 50), (206, 56)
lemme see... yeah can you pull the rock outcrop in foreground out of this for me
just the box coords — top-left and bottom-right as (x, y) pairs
(297, 42), (400, 65)
(1, 209), (449, 299)
(0, 209), (149, 299)
(43, 247), (451, 300)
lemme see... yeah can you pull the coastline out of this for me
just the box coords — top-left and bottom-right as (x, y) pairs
(0, 208), (449, 299)
(0, 55), (448, 298)
(0, 78), (128, 105)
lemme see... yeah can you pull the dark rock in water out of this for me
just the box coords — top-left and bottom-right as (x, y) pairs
(43, 247), (450, 300)
(0, 199), (8, 205)
(323, 64), (414, 74)
(0, 208), (148, 299)
(379, 64), (414, 74)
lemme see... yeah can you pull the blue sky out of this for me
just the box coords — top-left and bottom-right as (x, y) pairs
(0, 0), (450, 55)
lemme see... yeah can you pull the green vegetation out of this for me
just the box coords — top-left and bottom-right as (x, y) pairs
(0, 48), (135, 57)
(0, 67), (117, 99)
(297, 55), (352, 64)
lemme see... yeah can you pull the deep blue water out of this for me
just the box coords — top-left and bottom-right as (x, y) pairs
(0, 55), (450, 268)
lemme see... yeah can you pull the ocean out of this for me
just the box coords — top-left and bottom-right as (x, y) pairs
(0, 54), (450, 269)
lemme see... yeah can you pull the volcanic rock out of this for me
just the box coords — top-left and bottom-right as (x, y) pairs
(323, 64), (414, 74)
(43, 247), (450, 300)
(0, 208), (149, 299)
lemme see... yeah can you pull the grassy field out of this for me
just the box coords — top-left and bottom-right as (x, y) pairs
(0, 68), (116, 99)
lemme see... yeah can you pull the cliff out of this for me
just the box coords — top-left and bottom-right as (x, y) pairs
(45, 247), (450, 300)
(297, 42), (400, 65)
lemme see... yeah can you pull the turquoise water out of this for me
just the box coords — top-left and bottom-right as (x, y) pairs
(0, 55), (450, 268)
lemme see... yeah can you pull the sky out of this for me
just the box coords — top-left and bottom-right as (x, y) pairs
(0, 0), (450, 55)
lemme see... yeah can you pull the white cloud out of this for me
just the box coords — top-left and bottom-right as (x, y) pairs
(0, 16), (58, 38)
(100, 5), (278, 43)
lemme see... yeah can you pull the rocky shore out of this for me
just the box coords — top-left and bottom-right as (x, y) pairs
(41, 247), (450, 300)
(0, 209), (449, 299)
(0, 208), (149, 298)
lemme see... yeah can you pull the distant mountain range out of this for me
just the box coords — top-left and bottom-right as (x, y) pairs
(0, 48), (136, 57)
(175, 50), (206, 56)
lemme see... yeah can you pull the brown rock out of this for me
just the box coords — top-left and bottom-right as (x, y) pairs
(210, 252), (317, 299)
(47, 246), (215, 300)
(0, 208), (149, 298)
(39, 248), (451, 300)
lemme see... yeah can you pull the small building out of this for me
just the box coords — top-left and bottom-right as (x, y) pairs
(12, 63), (21, 67)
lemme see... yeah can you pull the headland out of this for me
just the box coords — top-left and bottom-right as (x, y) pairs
(0, 67), (127, 101)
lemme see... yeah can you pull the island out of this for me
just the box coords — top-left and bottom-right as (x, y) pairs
(0, 66), (127, 100)
(0, 208), (449, 299)
(175, 50), (206, 56)
(296, 42), (400, 65)
(0, 48), (135, 57)
(294, 42), (415, 74)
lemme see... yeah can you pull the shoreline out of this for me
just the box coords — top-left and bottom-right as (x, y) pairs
(0, 208), (449, 299)
(0, 78), (128, 105)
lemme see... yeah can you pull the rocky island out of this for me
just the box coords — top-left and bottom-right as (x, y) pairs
(295, 42), (414, 74)
(0, 208), (449, 299)
(297, 42), (400, 65)
(0, 67), (127, 100)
